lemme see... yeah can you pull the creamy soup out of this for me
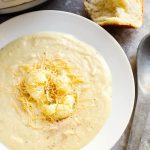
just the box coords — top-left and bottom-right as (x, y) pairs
(0, 32), (111, 150)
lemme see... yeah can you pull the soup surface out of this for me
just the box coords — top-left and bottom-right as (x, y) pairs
(0, 32), (111, 150)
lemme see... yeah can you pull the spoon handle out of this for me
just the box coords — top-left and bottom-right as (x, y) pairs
(127, 92), (150, 150)
(138, 112), (150, 150)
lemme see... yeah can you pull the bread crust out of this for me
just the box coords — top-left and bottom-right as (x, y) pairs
(84, 0), (143, 28)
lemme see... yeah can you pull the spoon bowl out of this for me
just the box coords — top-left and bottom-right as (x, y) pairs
(137, 34), (150, 95)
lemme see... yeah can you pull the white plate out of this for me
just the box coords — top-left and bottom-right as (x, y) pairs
(0, 10), (135, 150)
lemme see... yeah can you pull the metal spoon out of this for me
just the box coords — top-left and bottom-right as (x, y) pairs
(127, 34), (150, 150)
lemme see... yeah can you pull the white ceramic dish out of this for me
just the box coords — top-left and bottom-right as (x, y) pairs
(0, 10), (135, 150)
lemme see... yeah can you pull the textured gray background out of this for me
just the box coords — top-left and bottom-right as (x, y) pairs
(0, 0), (150, 150)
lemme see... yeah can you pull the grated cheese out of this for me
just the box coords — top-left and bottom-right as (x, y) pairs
(14, 53), (84, 122)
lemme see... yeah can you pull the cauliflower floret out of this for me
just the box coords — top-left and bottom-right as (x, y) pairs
(55, 104), (73, 120)
(25, 70), (48, 100)
(59, 73), (70, 83)
(64, 95), (75, 107)
(42, 104), (56, 116)
(42, 103), (73, 120)
(29, 86), (45, 100)
(25, 70), (47, 85)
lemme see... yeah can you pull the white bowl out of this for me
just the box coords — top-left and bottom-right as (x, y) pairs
(0, 10), (135, 150)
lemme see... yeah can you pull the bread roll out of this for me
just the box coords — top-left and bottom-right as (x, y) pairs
(84, 0), (143, 28)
